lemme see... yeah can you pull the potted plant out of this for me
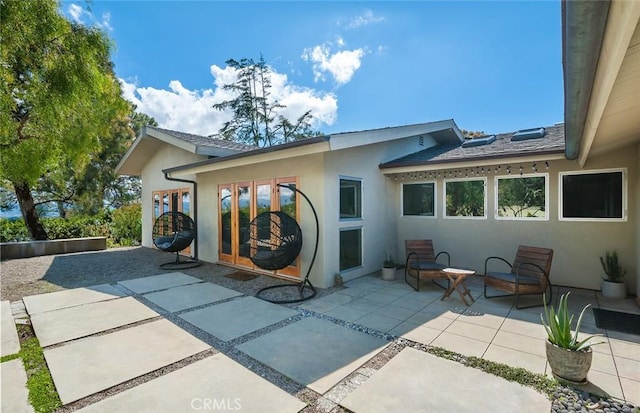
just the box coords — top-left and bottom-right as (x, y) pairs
(382, 254), (397, 281)
(600, 250), (626, 299)
(541, 292), (603, 384)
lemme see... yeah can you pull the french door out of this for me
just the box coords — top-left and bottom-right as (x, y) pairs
(152, 188), (192, 254)
(218, 177), (299, 277)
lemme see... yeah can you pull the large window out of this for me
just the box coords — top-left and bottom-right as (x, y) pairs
(402, 182), (435, 217)
(340, 178), (362, 219)
(339, 228), (362, 271)
(560, 169), (626, 221)
(496, 174), (548, 220)
(444, 178), (486, 218)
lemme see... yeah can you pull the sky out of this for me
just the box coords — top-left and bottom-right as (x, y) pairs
(61, 1), (564, 137)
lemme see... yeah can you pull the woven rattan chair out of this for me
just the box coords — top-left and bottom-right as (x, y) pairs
(484, 245), (553, 309)
(249, 211), (303, 270)
(152, 211), (200, 269)
(404, 239), (450, 291)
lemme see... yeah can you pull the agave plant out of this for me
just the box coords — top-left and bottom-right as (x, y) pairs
(540, 293), (604, 351)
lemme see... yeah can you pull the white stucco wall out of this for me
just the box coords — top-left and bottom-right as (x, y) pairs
(394, 144), (637, 294)
(140, 144), (204, 248)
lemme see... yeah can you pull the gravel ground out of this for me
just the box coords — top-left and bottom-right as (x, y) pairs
(2, 247), (638, 413)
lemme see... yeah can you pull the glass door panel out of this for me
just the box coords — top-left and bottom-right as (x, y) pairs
(219, 185), (233, 262)
(236, 182), (253, 266)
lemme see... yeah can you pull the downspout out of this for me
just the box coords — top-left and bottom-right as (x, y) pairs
(163, 171), (198, 260)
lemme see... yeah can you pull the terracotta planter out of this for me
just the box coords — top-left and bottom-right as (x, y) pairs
(545, 340), (592, 384)
(381, 267), (396, 281)
(601, 279), (626, 299)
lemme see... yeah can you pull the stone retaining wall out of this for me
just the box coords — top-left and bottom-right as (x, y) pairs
(0, 237), (107, 260)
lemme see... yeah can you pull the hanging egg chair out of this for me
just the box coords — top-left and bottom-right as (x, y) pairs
(152, 211), (202, 269)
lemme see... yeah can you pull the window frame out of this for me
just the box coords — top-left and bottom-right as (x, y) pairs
(339, 226), (363, 273)
(559, 168), (627, 222)
(495, 173), (549, 221)
(401, 181), (437, 218)
(339, 176), (363, 221)
(443, 177), (487, 219)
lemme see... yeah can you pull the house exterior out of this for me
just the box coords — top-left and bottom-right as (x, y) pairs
(116, 0), (639, 296)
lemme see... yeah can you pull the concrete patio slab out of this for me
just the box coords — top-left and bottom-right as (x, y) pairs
(31, 297), (159, 347)
(1, 300), (20, 356)
(44, 319), (210, 404)
(22, 284), (124, 315)
(179, 296), (298, 341)
(236, 317), (388, 394)
(341, 347), (550, 413)
(75, 354), (306, 413)
(143, 282), (242, 313)
(117, 272), (202, 294)
(0, 359), (34, 413)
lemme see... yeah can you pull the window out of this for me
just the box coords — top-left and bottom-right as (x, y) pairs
(339, 228), (362, 271)
(340, 178), (362, 219)
(560, 169), (626, 221)
(444, 178), (486, 218)
(402, 182), (435, 216)
(496, 174), (548, 220)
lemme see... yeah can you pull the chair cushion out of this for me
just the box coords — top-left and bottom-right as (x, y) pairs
(410, 261), (446, 271)
(486, 271), (540, 286)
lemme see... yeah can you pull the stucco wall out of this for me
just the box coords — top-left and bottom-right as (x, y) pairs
(395, 144), (637, 294)
(140, 144), (204, 248)
(196, 154), (327, 287)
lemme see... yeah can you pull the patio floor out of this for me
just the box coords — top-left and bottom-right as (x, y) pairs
(303, 271), (640, 405)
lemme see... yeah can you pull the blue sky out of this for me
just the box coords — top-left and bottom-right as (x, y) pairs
(63, 1), (563, 137)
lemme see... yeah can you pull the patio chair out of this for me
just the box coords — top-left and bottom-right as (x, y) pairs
(404, 239), (450, 291)
(483, 245), (553, 309)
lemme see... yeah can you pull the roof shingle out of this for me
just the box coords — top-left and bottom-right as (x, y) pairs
(148, 126), (258, 152)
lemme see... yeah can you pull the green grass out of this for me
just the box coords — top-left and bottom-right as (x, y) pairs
(0, 353), (21, 363)
(16, 324), (61, 413)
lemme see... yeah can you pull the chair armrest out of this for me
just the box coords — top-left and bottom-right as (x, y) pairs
(484, 256), (512, 276)
(514, 261), (549, 284)
(435, 251), (451, 267)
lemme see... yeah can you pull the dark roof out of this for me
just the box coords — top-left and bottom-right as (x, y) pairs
(148, 126), (258, 152)
(379, 124), (565, 168)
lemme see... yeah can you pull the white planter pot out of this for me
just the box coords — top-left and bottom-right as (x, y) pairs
(381, 267), (396, 281)
(601, 279), (626, 299)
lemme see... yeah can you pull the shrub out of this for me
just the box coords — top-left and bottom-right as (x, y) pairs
(109, 203), (142, 246)
(0, 218), (30, 242)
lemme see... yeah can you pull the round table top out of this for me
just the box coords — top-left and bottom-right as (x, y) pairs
(441, 267), (476, 276)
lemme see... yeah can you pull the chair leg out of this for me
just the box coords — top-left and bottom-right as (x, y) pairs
(405, 270), (419, 292)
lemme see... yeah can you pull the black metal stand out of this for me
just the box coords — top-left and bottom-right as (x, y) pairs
(160, 251), (203, 270)
(255, 184), (318, 304)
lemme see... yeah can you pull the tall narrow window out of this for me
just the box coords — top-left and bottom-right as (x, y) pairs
(256, 183), (271, 215)
(340, 178), (362, 219)
(339, 228), (362, 271)
(560, 169), (626, 221)
(237, 184), (252, 259)
(278, 181), (297, 219)
(402, 182), (435, 216)
(445, 178), (486, 218)
(220, 187), (233, 255)
(496, 175), (547, 220)
(182, 192), (190, 216)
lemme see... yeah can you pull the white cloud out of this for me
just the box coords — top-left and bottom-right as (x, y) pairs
(119, 65), (337, 136)
(346, 9), (384, 29)
(66, 3), (112, 31)
(302, 44), (365, 85)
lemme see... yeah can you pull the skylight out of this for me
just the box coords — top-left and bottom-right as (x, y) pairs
(461, 135), (496, 148)
(511, 127), (546, 142)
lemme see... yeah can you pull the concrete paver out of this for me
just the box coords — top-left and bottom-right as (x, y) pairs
(44, 319), (210, 404)
(1, 300), (20, 356)
(0, 359), (34, 413)
(341, 347), (550, 413)
(22, 284), (124, 315)
(31, 297), (159, 347)
(117, 272), (202, 294)
(75, 353), (306, 413)
(143, 282), (242, 312)
(236, 317), (388, 394)
(179, 296), (298, 341)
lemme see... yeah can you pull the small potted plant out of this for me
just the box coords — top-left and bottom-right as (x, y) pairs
(600, 250), (626, 299)
(541, 292), (603, 384)
(382, 253), (397, 281)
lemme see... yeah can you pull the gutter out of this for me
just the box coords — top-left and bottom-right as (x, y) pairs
(562, 0), (610, 160)
(162, 171), (198, 260)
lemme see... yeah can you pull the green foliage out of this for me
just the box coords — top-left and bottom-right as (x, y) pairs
(541, 293), (603, 351)
(600, 250), (626, 282)
(383, 253), (396, 268)
(0, 0), (129, 239)
(497, 176), (546, 218)
(0, 218), (30, 242)
(213, 55), (318, 147)
(445, 180), (485, 216)
(110, 203), (142, 246)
